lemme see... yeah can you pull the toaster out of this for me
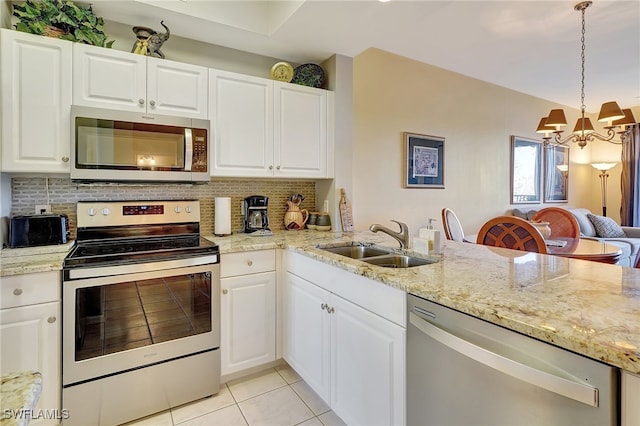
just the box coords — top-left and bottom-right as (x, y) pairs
(9, 214), (70, 248)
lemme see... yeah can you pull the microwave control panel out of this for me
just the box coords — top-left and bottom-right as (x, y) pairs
(192, 128), (208, 172)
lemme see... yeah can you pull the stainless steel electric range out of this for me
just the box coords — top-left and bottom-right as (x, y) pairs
(62, 200), (220, 426)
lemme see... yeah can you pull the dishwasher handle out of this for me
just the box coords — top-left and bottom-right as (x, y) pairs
(409, 311), (599, 407)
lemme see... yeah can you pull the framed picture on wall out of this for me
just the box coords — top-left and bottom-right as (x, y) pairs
(544, 145), (569, 203)
(403, 132), (445, 188)
(510, 136), (542, 204)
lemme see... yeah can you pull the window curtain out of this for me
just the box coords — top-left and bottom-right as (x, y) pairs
(620, 123), (640, 226)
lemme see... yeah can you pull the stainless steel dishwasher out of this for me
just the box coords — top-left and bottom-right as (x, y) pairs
(407, 294), (618, 426)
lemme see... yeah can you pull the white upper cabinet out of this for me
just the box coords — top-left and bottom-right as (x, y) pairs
(209, 70), (274, 177)
(73, 44), (208, 119)
(210, 68), (333, 178)
(1, 29), (72, 173)
(274, 82), (329, 179)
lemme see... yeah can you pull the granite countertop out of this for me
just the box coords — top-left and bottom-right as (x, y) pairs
(0, 241), (75, 276)
(207, 230), (640, 375)
(2, 231), (639, 375)
(0, 370), (43, 426)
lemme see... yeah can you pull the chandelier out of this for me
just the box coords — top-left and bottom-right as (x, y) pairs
(536, 1), (636, 149)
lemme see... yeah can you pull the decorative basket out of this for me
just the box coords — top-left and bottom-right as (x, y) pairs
(43, 25), (67, 39)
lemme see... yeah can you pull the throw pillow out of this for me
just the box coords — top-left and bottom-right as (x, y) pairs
(587, 213), (627, 238)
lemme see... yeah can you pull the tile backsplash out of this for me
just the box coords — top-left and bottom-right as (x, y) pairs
(10, 177), (317, 238)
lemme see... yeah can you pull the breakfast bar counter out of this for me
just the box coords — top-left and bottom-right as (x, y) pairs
(207, 230), (640, 375)
(2, 230), (639, 375)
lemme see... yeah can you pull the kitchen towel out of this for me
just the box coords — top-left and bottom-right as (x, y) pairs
(214, 197), (232, 236)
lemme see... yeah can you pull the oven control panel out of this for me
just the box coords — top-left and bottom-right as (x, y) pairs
(77, 200), (200, 228)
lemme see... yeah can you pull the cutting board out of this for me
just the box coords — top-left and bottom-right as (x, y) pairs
(339, 188), (354, 232)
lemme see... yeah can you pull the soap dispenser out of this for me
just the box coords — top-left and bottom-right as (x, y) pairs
(419, 218), (441, 254)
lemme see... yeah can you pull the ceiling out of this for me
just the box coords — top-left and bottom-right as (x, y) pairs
(92, 0), (640, 111)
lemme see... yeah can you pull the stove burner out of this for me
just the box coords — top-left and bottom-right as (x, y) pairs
(65, 236), (218, 269)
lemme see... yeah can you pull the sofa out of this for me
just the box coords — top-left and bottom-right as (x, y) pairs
(512, 206), (640, 267)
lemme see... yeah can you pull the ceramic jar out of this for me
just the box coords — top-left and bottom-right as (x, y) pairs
(315, 213), (331, 231)
(284, 201), (309, 230)
(307, 212), (318, 230)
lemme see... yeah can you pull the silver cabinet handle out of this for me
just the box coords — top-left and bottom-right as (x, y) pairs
(276, 165), (281, 170)
(408, 312), (599, 407)
(13, 288), (23, 296)
(138, 99), (145, 105)
(61, 156), (69, 162)
(321, 303), (327, 310)
(247, 260), (253, 266)
(222, 289), (228, 295)
(327, 306), (335, 314)
(149, 100), (156, 107)
(47, 316), (56, 324)
(269, 165), (273, 170)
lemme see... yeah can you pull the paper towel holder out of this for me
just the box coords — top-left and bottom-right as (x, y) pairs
(214, 197), (233, 237)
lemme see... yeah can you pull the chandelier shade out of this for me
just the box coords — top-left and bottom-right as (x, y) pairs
(545, 109), (568, 128)
(536, 1), (636, 148)
(572, 117), (595, 136)
(612, 109), (636, 127)
(597, 101), (625, 124)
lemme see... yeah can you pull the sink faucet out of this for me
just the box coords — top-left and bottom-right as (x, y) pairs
(369, 220), (410, 249)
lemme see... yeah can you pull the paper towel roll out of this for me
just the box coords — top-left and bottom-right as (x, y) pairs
(214, 197), (232, 236)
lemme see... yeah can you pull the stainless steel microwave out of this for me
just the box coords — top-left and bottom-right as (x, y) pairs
(71, 106), (209, 183)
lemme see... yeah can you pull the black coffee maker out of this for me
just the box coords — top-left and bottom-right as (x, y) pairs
(243, 195), (270, 233)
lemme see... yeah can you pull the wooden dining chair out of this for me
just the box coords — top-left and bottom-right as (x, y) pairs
(476, 216), (548, 253)
(441, 208), (465, 242)
(531, 207), (580, 239)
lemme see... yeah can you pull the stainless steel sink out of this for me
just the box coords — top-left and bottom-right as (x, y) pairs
(320, 244), (392, 259)
(317, 243), (434, 268)
(362, 254), (434, 268)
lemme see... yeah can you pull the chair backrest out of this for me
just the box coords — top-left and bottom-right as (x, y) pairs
(476, 216), (547, 253)
(441, 208), (465, 242)
(531, 207), (580, 239)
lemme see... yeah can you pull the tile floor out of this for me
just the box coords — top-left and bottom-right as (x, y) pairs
(124, 365), (346, 426)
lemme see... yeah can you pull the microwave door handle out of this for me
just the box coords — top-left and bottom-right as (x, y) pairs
(409, 311), (599, 407)
(184, 129), (193, 171)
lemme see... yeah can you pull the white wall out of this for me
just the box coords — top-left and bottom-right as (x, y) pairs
(351, 48), (601, 238)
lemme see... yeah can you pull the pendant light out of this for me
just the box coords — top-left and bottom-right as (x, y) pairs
(536, 1), (636, 148)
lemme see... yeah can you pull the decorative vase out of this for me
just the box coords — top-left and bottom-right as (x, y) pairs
(284, 201), (308, 230)
(531, 221), (552, 239)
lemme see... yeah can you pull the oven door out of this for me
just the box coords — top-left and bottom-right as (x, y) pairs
(62, 262), (220, 386)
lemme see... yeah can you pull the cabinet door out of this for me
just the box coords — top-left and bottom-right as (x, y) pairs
(209, 69), (274, 177)
(0, 302), (61, 426)
(330, 294), (405, 426)
(221, 271), (276, 376)
(73, 43), (146, 112)
(147, 57), (208, 119)
(622, 371), (640, 426)
(274, 82), (327, 178)
(282, 272), (331, 403)
(1, 29), (71, 173)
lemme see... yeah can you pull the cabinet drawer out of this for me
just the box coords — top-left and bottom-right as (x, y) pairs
(1, 271), (61, 309)
(221, 250), (276, 278)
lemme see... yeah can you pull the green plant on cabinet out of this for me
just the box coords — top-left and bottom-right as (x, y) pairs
(13, 0), (114, 48)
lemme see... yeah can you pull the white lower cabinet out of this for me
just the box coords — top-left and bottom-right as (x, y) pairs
(220, 250), (276, 376)
(622, 371), (640, 426)
(283, 252), (406, 426)
(283, 273), (331, 400)
(0, 272), (61, 426)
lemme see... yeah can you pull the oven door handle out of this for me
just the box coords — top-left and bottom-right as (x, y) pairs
(409, 311), (599, 407)
(184, 128), (193, 171)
